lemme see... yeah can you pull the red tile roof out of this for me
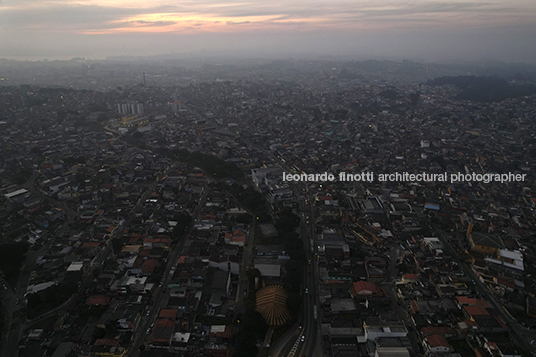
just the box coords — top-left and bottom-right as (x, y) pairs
(410, 300), (419, 314)
(94, 338), (119, 347)
(496, 276), (516, 289)
(426, 334), (449, 348)
(351, 281), (386, 296)
(141, 259), (159, 274)
(159, 309), (178, 319)
(455, 296), (490, 308)
(132, 255), (144, 268)
(138, 248), (151, 257)
(209, 325), (232, 339)
(86, 295), (112, 306)
(421, 326), (455, 336)
(403, 274), (419, 280)
(464, 305), (490, 316)
(156, 318), (175, 328)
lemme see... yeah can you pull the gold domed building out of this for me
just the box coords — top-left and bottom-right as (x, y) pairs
(256, 285), (291, 326)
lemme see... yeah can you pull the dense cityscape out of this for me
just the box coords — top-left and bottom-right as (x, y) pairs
(1, 57), (536, 357)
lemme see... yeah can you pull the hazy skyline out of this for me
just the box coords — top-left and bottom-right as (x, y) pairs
(1, 0), (536, 62)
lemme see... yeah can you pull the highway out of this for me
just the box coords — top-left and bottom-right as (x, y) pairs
(265, 179), (323, 357)
(194, 126), (324, 356)
(268, 191), (322, 357)
(295, 189), (323, 357)
(234, 217), (255, 315)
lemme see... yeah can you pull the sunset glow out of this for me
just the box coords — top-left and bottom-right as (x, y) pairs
(1, 0), (535, 60)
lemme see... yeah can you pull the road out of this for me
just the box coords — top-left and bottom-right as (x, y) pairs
(434, 228), (536, 356)
(379, 243), (424, 356)
(0, 171), (80, 357)
(194, 126), (323, 355)
(127, 186), (209, 356)
(241, 136), (325, 357)
(1, 177), (159, 357)
(235, 217), (255, 315)
(295, 189), (323, 357)
(267, 186), (322, 357)
(267, 321), (302, 356)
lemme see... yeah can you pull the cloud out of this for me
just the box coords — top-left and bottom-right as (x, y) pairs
(125, 20), (177, 27)
(0, 1), (533, 35)
(226, 21), (251, 25)
(1, 0), (536, 60)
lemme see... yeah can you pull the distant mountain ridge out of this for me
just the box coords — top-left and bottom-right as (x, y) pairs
(426, 75), (536, 102)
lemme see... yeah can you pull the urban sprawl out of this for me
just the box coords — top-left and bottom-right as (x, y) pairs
(0, 58), (536, 357)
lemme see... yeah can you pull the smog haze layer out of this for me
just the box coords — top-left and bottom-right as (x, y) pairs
(1, 0), (535, 62)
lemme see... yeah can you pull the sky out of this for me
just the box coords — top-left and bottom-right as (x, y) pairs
(1, 0), (535, 62)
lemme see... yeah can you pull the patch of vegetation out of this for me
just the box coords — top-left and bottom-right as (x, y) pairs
(173, 149), (244, 181)
(0, 305), (4, 337)
(275, 208), (300, 233)
(225, 183), (272, 222)
(0, 242), (29, 285)
(254, 224), (280, 246)
(449, 339), (476, 357)
(172, 212), (192, 240)
(286, 292), (302, 316)
(270, 321), (293, 345)
(10, 167), (33, 185)
(283, 259), (304, 294)
(427, 75), (536, 102)
(232, 310), (267, 357)
(27, 281), (78, 319)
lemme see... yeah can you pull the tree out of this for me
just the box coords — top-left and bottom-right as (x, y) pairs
(173, 212), (192, 239)
(0, 242), (29, 284)
(276, 208), (300, 233)
(287, 292), (303, 316)
(246, 268), (261, 282)
(236, 214), (253, 224)
(111, 238), (123, 254)
(233, 330), (258, 357)
(93, 328), (106, 339)
(283, 260), (304, 293)
(409, 91), (421, 106)
(256, 211), (272, 223)
(242, 310), (267, 339)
